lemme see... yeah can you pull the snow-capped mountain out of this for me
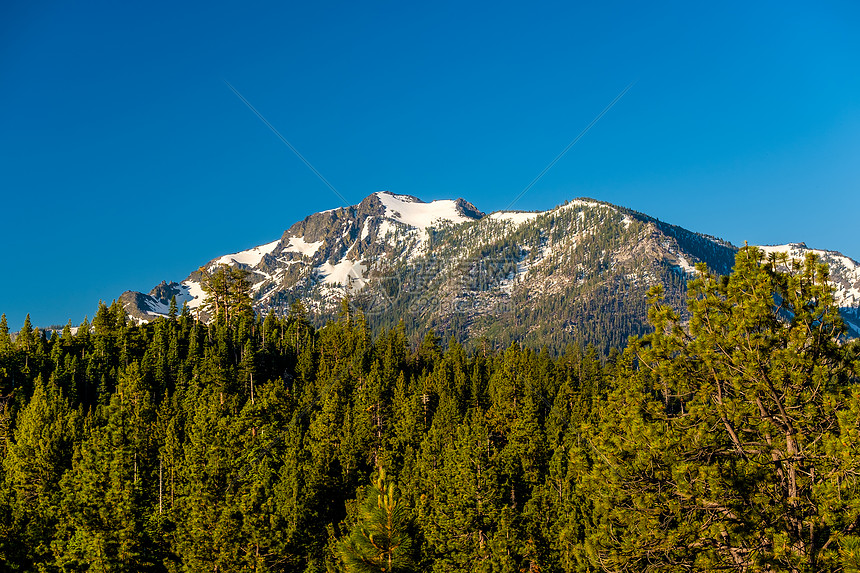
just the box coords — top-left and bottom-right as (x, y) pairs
(120, 192), (860, 349)
(121, 191), (485, 318)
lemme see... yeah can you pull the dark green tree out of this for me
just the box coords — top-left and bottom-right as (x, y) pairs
(54, 363), (159, 571)
(0, 313), (11, 354)
(16, 313), (34, 354)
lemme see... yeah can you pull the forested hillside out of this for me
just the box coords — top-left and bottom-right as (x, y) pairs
(1, 248), (858, 572)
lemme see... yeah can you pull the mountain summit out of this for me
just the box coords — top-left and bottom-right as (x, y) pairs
(120, 192), (860, 350)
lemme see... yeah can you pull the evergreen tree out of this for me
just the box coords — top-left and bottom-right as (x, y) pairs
(338, 467), (413, 573)
(17, 313), (34, 353)
(54, 363), (159, 571)
(168, 296), (178, 321)
(3, 375), (77, 570)
(0, 313), (11, 353)
(199, 264), (253, 327)
(420, 409), (502, 570)
(2, 254), (858, 572)
(585, 248), (860, 572)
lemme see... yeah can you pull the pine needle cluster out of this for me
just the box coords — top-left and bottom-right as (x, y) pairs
(337, 467), (413, 573)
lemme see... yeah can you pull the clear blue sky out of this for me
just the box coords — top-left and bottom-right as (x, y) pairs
(2, 0), (859, 329)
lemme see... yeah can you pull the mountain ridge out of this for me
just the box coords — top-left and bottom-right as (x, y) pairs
(119, 192), (860, 349)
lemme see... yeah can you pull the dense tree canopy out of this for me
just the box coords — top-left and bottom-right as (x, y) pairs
(584, 248), (860, 572)
(0, 247), (856, 571)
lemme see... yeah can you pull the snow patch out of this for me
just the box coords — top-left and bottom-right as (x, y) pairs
(216, 239), (280, 267)
(622, 214), (633, 229)
(676, 253), (697, 275)
(377, 218), (399, 240)
(490, 211), (543, 227)
(144, 297), (171, 316)
(558, 198), (603, 212)
(180, 280), (206, 310)
(316, 258), (367, 289)
(286, 236), (324, 257)
(376, 192), (473, 230)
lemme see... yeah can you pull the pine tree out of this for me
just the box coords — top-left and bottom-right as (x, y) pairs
(54, 363), (159, 571)
(168, 295), (178, 321)
(338, 467), (413, 573)
(16, 313), (34, 353)
(420, 409), (502, 570)
(585, 248), (860, 571)
(199, 264), (253, 327)
(3, 375), (77, 570)
(0, 314), (11, 353)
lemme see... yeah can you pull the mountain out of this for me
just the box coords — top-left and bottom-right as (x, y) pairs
(120, 191), (860, 351)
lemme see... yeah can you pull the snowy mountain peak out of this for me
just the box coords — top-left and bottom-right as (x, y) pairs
(374, 191), (483, 229)
(375, 190), (422, 203)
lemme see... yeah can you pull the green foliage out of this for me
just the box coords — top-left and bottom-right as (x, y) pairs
(338, 467), (413, 573)
(199, 264), (253, 327)
(584, 247), (860, 571)
(3, 375), (78, 569)
(0, 246), (855, 570)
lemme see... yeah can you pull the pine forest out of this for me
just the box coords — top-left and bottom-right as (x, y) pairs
(1, 246), (860, 573)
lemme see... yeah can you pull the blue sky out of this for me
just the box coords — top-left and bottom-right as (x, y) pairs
(2, 0), (859, 328)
